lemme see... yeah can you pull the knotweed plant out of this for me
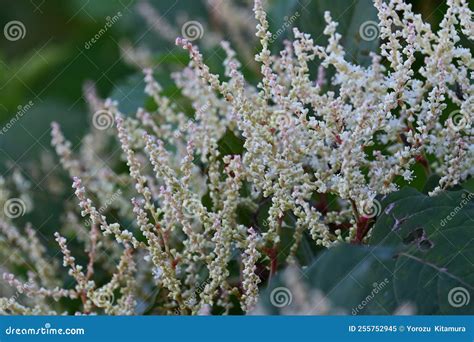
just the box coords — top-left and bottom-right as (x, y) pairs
(0, 0), (472, 315)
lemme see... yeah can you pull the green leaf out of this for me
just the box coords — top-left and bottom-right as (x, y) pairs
(422, 174), (441, 194)
(371, 188), (474, 314)
(217, 129), (245, 156)
(370, 188), (473, 247)
(258, 187), (474, 314)
(461, 178), (474, 193)
(259, 245), (397, 314)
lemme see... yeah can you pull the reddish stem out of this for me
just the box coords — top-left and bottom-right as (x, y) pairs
(415, 154), (431, 176)
(262, 247), (278, 280)
(352, 216), (370, 244)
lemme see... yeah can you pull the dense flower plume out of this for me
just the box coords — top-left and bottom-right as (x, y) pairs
(0, 0), (472, 315)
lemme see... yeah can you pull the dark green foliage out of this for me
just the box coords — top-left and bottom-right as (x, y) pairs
(260, 187), (474, 314)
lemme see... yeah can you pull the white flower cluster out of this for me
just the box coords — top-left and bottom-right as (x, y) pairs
(0, 0), (472, 315)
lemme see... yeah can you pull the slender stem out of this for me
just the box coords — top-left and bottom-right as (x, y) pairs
(266, 216), (283, 285)
(350, 198), (371, 244)
(349, 198), (361, 223)
(86, 224), (99, 280)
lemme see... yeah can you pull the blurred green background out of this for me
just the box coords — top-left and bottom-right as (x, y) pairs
(0, 0), (209, 167)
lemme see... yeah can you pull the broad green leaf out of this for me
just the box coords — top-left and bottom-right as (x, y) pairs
(258, 245), (397, 315)
(372, 188), (474, 314)
(370, 188), (473, 246)
(258, 187), (474, 314)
